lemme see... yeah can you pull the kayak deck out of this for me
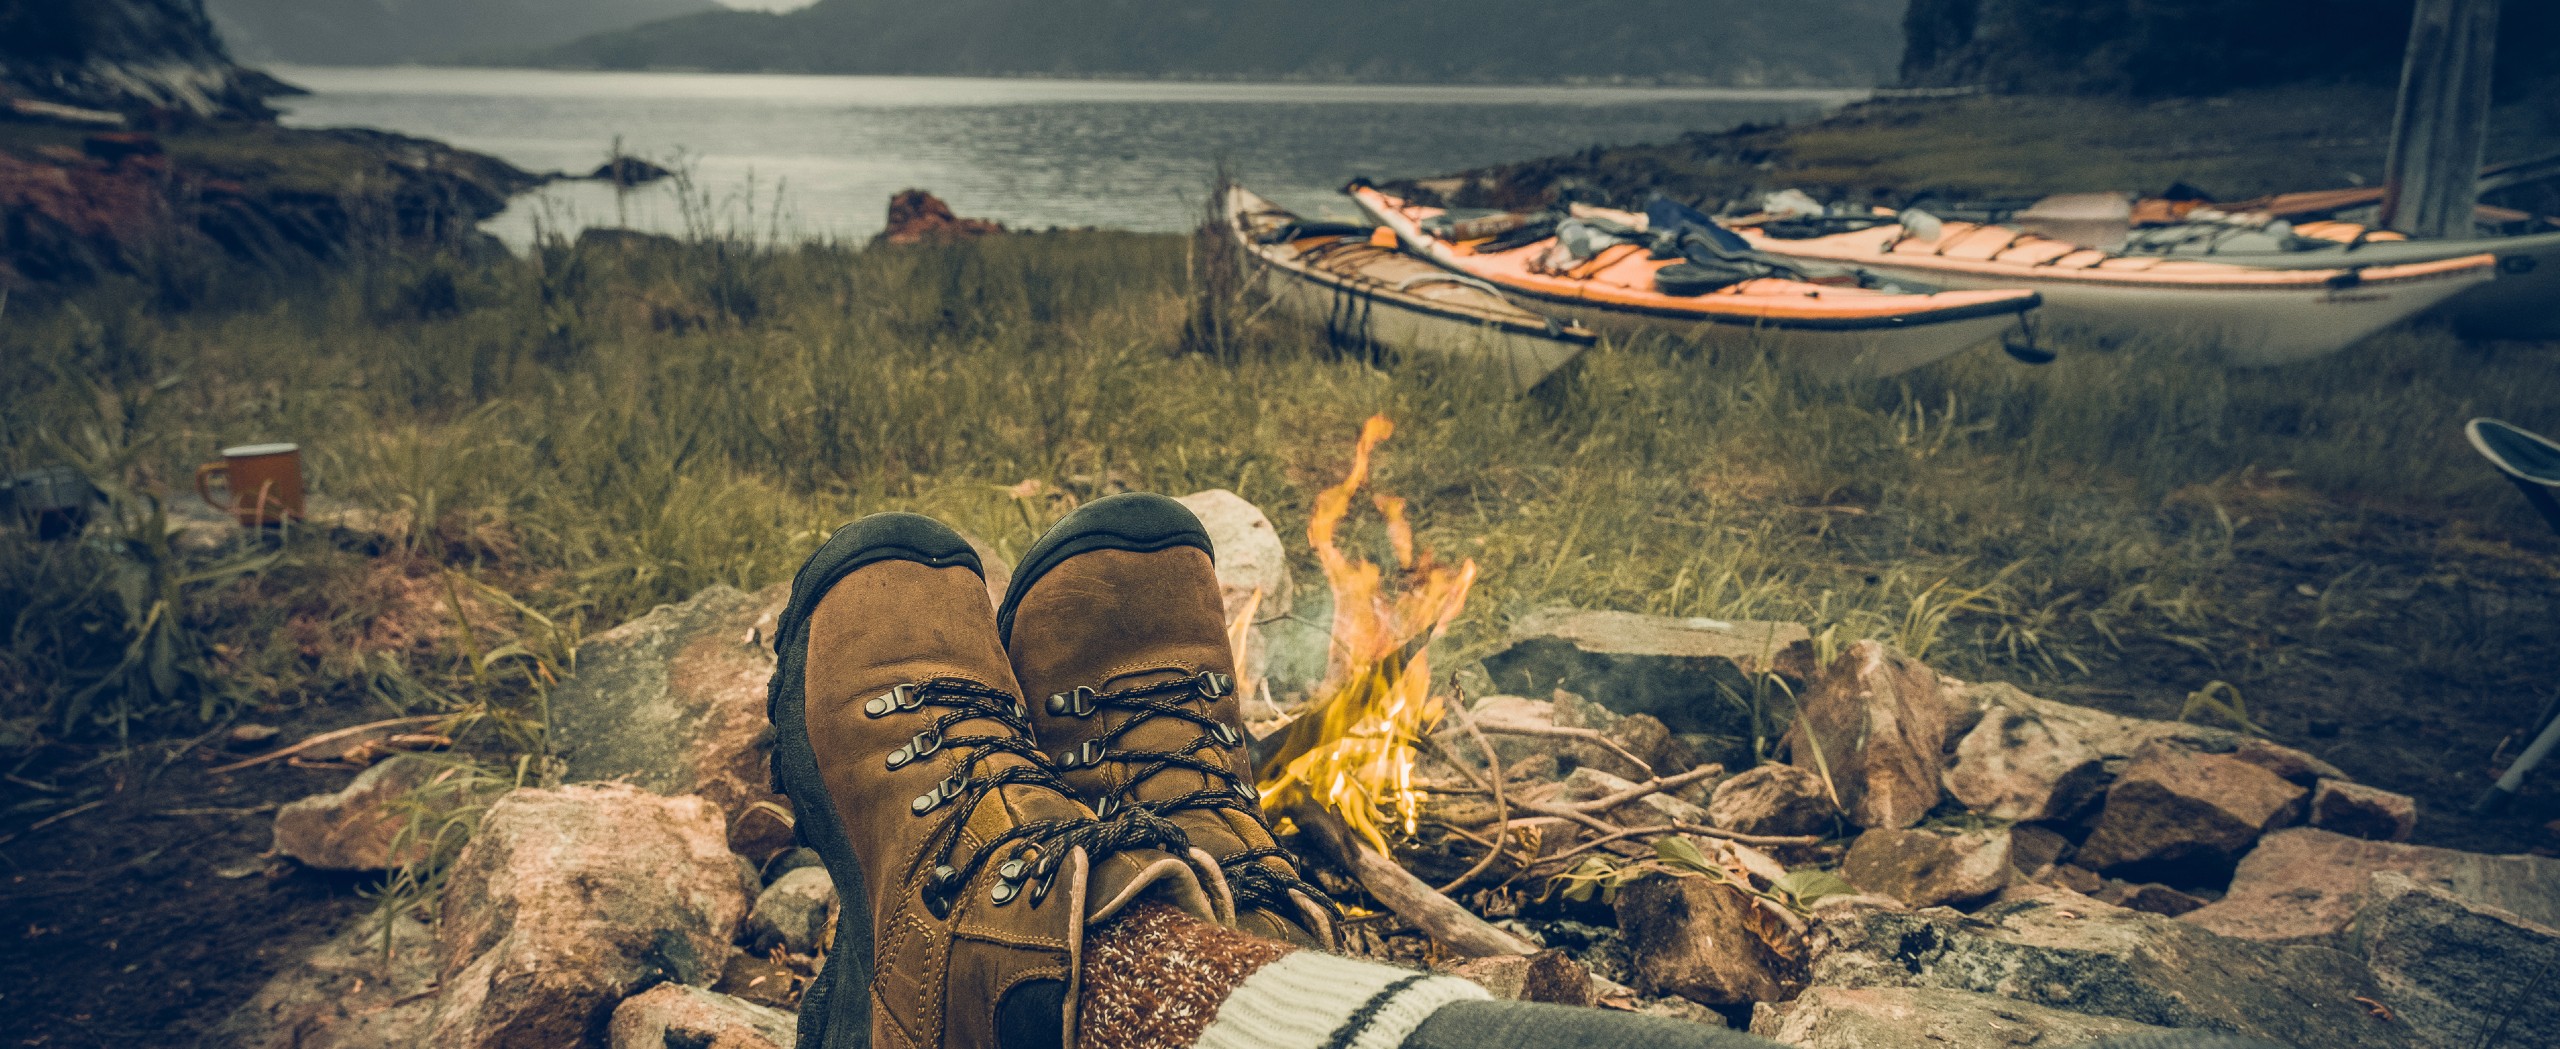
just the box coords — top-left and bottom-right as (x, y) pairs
(1350, 186), (2038, 330)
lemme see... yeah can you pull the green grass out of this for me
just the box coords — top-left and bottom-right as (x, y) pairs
(3, 224), (2556, 845)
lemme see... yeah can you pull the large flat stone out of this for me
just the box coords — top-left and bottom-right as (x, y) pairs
(1805, 888), (2413, 1049)
(1944, 685), (2337, 823)
(1751, 986), (2170, 1048)
(2074, 740), (2307, 885)
(1482, 607), (1808, 766)
(2351, 872), (2560, 1049)
(550, 583), (794, 857)
(2183, 828), (2560, 943)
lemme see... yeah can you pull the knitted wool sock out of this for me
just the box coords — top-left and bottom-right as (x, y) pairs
(1078, 902), (1489, 1049)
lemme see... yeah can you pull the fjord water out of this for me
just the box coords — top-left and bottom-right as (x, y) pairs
(272, 66), (1859, 244)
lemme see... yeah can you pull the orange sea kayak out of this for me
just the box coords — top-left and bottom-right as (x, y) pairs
(1347, 184), (2044, 377)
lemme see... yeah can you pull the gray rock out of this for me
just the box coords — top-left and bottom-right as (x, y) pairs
(1436, 950), (1596, 1006)
(609, 984), (797, 1049)
(1482, 607), (1809, 766)
(549, 583), (796, 857)
(1804, 889), (2412, 1049)
(2075, 740), (2307, 884)
(745, 866), (836, 955)
(2308, 780), (2417, 842)
(271, 754), (442, 871)
(1841, 826), (2014, 909)
(1785, 641), (1949, 829)
(1751, 986), (2172, 1048)
(206, 913), (441, 1049)
(2350, 872), (2560, 1049)
(426, 784), (752, 1049)
(1615, 874), (1802, 1006)
(1176, 488), (1293, 624)
(1709, 764), (1836, 837)
(2183, 828), (2560, 943)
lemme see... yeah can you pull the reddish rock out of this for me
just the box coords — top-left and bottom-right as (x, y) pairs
(1841, 827), (2014, 909)
(426, 784), (752, 1048)
(2308, 779), (2417, 842)
(1943, 685), (2337, 823)
(2074, 740), (2307, 882)
(1438, 950), (1595, 1006)
(2094, 880), (2208, 917)
(1708, 763), (1836, 836)
(1614, 875), (1801, 1005)
(2183, 827), (2560, 942)
(877, 189), (1004, 245)
(610, 984), (797, 1049)
(1785, 641), (1948, 829)
(271, 754), (442, 870)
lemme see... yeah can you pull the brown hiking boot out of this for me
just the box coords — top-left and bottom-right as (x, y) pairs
(767, 512), (1222, 1049)
(998, 494), (1338, 948)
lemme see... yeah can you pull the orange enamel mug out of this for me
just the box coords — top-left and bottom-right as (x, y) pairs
(195, 443), (305, 527)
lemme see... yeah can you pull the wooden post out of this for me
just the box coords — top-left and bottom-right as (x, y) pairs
(2379, 0), (2501, 237)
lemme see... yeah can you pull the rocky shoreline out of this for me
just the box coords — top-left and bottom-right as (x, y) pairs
(211, 492), (2560, 1049)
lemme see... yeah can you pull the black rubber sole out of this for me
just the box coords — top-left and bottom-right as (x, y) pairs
(994, 492), (1214, 646)
(766, 513), (982, 1049)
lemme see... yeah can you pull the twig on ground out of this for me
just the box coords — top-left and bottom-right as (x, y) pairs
(1435, 699), (1514, 894)
(1470, 717), (1655, 777)
(208, 715), (444, 774)
(26, 798), (107, 833)
(1286, 802), (1537, 959)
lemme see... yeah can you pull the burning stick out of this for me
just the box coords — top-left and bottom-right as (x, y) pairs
(1285, 801), (1538, 959)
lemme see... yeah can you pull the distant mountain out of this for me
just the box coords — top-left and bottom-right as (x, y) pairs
(204, 0), (723, 65)
(517, 0), (1907, 86)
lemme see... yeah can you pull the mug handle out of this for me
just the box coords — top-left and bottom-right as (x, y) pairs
(194, 462), (232, 513)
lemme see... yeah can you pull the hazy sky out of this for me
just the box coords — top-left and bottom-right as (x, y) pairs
(717, 0), (821, 9)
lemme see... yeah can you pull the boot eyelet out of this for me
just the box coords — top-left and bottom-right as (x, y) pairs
(886, 745), (914, 770)
(910, 790), (941, 815)
(923, 888), (954, 920)
(865, 684), (920, 718)
(910, 728), (942, 760)
(1094, 796), (1118, 819)
(990, 880), (1019, 905)
(1213, 723), (1241, 747)
(1239, 782), (1261, 803)
(1049, 686), (1097, 718)
(1197, 672), (1232, 698)
(998, 859), (1028, 881)
(931, 864), (963, 892)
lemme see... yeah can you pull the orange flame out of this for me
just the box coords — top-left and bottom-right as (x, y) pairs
(1258, 415), (1477, 854)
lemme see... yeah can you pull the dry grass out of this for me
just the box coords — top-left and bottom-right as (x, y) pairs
(4, 223), (2556, 845)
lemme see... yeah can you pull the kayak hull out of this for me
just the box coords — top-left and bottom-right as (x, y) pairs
(1247, 264), (1593, 394)
(1224, 187), (1594, 394)
(2126, 230), (2560, 340)
(1839, 259), (2494, 365)
(1740, 221), (2501, 366)
(1536, 299), (2025, 378)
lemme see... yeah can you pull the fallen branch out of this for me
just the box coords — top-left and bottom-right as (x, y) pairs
(1286, 802), (1537, 959)
(1563, 764), (1723, 814)
(1469, 717), (1655, 777)
(208, 715), (444, 774)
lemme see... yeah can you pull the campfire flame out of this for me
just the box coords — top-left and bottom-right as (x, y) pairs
(1257, 416), (1477, 854)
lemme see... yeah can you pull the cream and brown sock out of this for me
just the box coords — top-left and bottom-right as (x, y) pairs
(1078, 902), (1489, 1049)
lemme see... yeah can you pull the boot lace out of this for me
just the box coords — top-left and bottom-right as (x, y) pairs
(1043, 672), (1338, 925)
(864, 677), (1192, 920)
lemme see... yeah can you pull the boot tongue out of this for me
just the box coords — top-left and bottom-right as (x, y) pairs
(1081, 848), (1220, 926)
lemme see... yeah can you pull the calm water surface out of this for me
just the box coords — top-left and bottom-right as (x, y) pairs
(274, 66), (1861, 244)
